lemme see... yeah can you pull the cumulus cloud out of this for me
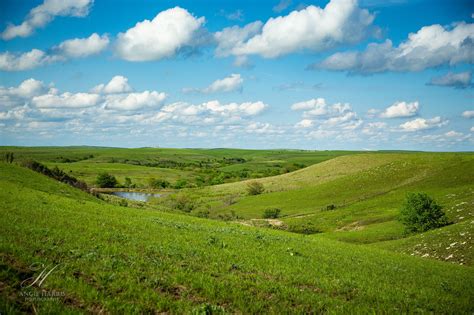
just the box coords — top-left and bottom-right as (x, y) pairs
(55, 33), (109, 58)
(462, 110), (474, 118)
(295, 119), (313, 128)
(0, 33), (109, 71)
(104, 91), (167, 111)
(91, 75), (132, 94)
(115, 7), (206, 61)
(428, 71), (472, 89)
(1, 0), (93, 40)
(399, 116), (447, 132)
(149, 100), (267, 125)
(32, 92), (101, 109)
(380, 101), (419, 118)
(291, 97), (362, 131)
(215, 0), (376, 60)
(0, 49), (58, 71)
(317, 22), (474, 74)
(184, 74), (243, 94)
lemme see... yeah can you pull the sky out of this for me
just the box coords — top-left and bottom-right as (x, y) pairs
(0, 0), (473, 151)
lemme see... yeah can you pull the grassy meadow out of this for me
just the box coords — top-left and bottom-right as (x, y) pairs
(0, 146), (473, 313)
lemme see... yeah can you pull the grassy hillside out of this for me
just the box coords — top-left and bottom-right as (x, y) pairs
(174, 153), (473, 264)
(1, 162), (473, 313)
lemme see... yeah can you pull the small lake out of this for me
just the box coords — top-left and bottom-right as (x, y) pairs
(108, 191), (161, 202)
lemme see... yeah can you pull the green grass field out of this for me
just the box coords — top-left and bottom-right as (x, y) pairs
(0, 147), (473, 313)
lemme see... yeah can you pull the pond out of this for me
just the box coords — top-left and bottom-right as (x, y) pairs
(108, 191), (162, 202)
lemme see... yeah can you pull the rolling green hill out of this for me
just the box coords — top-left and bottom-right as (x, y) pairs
(1, 162), (473, 313)
(180, 152), (473, 265)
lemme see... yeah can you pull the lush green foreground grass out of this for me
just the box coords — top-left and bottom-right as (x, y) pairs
(1, 163), (473, 313)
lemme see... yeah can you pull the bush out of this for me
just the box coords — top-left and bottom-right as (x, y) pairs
(263, 208), (281, 219)
(174, 179), (188, 189)
(169, 194), (196, 212)
(247, 181), (264, 195)
(399, 192), (449, 233)
(96, 173), (118, 188)
(3, 152), (14, 163)
(148, 177), (170, 189)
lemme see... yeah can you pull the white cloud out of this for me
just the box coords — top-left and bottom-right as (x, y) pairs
(0, 49), (57, 71)
(295, 119), (313, 128)
(1, 0), (93, 40)
(292, 97), (362, 132)
(462, 110), (474, 118)
(0, 33), (108, 71)
(184, 74), (243, 94)
(92, 75), (132, 94)
(215, 21), (263, 57)
(216, 0), (376, 59)
(318, 22), (474, 74)
(246, 122), (283, 134)
(32, 92), (101, 109)
(115, 7), (206, 61)
(428, 71), (472, 89)
(380, 101), (419, 118)
(150, 100), (267, 125)
(399, 116), (447, 132)
(56, 33), (109, 58)
(104, 91), (167, 111)
(204, 74), (243, 93)
(445, 130), (463, 138)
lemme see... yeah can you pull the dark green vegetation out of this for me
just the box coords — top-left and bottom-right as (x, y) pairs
(96, 172), (118, 188)
(399, 192), (450, 233)
(0, 146), (473, 313)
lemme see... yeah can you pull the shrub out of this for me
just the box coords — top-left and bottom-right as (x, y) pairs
(169, 194), (196, 212)
(148, 178), (170, 189)
(247, 181), (264, 195)
(3, 152), (14, 163)
(263, 208), (281, 219)
(399, 192), (449, 233)
(96, 173), (118, 188)
(174, 179), (188, 189)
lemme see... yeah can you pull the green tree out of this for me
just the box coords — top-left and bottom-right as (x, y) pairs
(96, 173), (118, 188)
(399, 192), (449, 233)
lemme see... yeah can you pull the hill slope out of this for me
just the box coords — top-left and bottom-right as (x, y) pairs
(1, 162), (473, 313)
(183, 153), (473, 264)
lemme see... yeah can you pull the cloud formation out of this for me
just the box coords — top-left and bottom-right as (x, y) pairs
(428, 71), (472, 89)
(0, 33), (109, 71)
(380, 101), (419, 118)
(55, 33), (110, 58)
(399, 116), (447, 132)
(91, 75), (132, 94)
(317, 22), (474, 74)
(183, 74), (243, 94)
(1, 0), (93, 40)
(215, 0), (376, 60)
(115, 7), (206, 61)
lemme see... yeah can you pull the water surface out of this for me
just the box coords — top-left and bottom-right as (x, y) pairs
(109, 191), (161, 202)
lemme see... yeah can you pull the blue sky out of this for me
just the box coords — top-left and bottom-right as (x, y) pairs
(0, 0), (473, 150)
